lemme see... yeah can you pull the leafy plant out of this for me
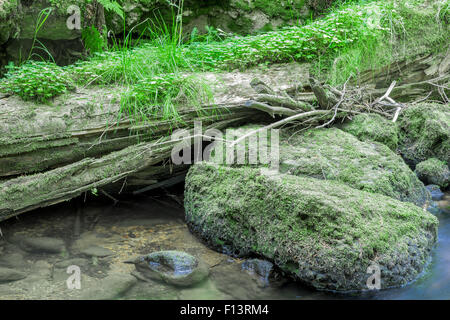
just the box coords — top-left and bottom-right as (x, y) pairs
(0, 61), (74, 103)
(94, 0), (124, 19)
(82, 26), (106, 54)
(120, 73), (213, 123)
(184, 1), (385, 71)
(27, 7), (55, 62)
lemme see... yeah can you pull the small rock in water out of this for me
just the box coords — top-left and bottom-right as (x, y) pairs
(0, 267), (27, 283)
(0, 252), (26, 269)
(415, 159), (449, 189)
(80, 245), (114, 258)
(13, 236), (66, 254)
(426, 185), (445, 201)
(241, 259), (274, 287)
(125, 251), (209, 287)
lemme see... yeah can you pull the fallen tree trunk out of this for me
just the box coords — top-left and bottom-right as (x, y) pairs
(0, 102), (254, 178)
(0, 117), (245, 221)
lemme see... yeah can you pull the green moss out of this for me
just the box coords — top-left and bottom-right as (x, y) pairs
(185, 163), (438, 291)
(398, 103), (450, 166)
(208, 124), (428, 206)
(415, 158), (449, 189)
(341, 113), (399, 151)
(0, 0), (17, 18)
(279, 127), (429, 206)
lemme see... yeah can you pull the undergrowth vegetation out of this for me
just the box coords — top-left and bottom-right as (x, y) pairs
(314, 0), (449, 84)
(0, 61), (74, 103)
(120, 73), (213, 122)
(0, 0), (447, 123)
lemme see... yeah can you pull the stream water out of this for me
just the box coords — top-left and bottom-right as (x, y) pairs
(0, 188), (448, 300)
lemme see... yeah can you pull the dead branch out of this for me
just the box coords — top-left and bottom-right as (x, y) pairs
(245, 100), (298, 117)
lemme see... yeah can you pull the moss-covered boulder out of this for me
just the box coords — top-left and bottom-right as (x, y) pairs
(0, 0), (19, 45)
(398, 103), (450, 167)
(415, 158), (449, 189)
(341, 113), (399, 151)
(279, 127), (429, 207)
(185, 163), (438, 291)
(19, 0), (82, 40)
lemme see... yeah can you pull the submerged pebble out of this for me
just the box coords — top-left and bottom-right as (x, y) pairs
(126, 251), (209, 287)
(0, 267), (27, 283)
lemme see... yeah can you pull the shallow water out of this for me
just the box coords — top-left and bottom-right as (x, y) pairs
(0, 190), (448, 300)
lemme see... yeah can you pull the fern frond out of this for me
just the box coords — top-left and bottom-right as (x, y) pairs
(96, 0), (124, 19)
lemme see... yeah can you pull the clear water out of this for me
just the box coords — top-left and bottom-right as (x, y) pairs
(0, 191), (448, 300)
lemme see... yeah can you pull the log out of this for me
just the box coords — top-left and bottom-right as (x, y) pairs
(0, 117), (245, 221)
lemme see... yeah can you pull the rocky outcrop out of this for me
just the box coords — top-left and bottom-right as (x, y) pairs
(185, 162), (439, 291)
(398, 103), (450, 167)
(107, 0), (313, 36)
(0, 0), (86, 69)
(19, 1), (83, 41)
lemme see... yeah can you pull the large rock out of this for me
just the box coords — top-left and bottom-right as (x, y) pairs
(279, 127), (429, 207)
(185, 163), (438, 291)
(415, 158), (449, 189)
(398, 103), (450, 167)
(126, 251), (209, 287)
